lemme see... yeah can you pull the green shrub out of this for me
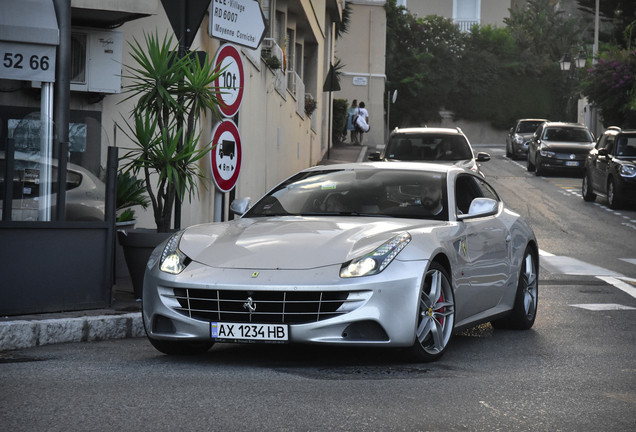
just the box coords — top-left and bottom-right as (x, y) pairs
(333, 99), (349, 142)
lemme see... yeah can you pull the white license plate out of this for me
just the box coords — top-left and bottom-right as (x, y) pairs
(565, 161), (579, 166)
(211, 322), (288, 342)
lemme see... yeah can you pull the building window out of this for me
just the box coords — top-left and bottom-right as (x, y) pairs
(453, 0), (481, 32)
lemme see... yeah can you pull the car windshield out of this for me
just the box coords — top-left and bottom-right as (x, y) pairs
(244, 168), (449, 221)
(384, 134), (473, 161)
(542, 127), (593, 143)
(517, 121), (544, 134)
(616, 136), (636, 157)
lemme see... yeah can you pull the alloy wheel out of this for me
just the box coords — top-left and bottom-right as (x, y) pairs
(416, 266), (455, 355)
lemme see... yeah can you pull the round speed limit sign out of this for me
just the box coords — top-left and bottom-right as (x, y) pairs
(212, 44), (244, 118)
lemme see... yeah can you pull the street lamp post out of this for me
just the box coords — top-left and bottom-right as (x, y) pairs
(559, 50), (587, 122)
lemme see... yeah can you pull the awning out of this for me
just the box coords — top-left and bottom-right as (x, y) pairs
(0, 0), (59, 46)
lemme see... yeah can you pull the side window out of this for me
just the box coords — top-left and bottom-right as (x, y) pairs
(603, 136), (616, 155)
(474, 178), (499, 201)
(455, 174), (500, 216)
(596, 135), (607, 150)
(455, 174), (480, 215)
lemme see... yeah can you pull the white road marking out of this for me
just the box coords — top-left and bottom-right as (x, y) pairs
(620, 258), (636, 266)
(540, 255), (623, 277)
(597, 276), (636, 299)
(570, 303), (636, 311)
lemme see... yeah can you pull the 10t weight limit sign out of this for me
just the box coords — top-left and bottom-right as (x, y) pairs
(212, 44), (244, 118)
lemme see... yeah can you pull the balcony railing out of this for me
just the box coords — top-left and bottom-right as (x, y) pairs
(454, 19), (480, 32)
(262, 38), (286, 97)
(287, 71), (305, 118)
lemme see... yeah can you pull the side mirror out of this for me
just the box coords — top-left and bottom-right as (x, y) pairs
(598, 148), (608, 157)
(368, 152), (382, 161)
(458, 198), (498, 220)
(476, 152), (491, 162)
(230, 197), (251, 216)
(509, 127), (514, 134)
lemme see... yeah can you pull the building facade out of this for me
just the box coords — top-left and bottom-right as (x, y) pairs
(1, 0), (345, 230)
(334, 0), (387, 148)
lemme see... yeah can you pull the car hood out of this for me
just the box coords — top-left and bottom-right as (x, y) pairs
(616, 156), (636, 164)
(179, 216), (444, 270)
(384, 158), (477, 170)
(543, 142), (595, 153)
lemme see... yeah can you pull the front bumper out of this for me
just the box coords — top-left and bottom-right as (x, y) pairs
(142, 259), (426, 347)
(537, 155), (587, 171)
(512, 141), (529, 157)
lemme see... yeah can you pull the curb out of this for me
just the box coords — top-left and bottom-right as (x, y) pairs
(0, 312), (144, 351)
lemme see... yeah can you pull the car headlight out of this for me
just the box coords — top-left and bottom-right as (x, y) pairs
(619, 164), (636, 177)
(340, 232), (411, 278)
(513, 135), (523, 144)
(539, 146), (555, 158)
(159, 231), (191, 274)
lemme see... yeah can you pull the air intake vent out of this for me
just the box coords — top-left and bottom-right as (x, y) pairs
(70, 32), (87, 85)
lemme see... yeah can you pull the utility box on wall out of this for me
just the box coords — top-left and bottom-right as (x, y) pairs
(32, 27), (123, 94)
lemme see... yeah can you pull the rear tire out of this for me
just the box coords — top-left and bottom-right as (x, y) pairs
(582, 172), (596, 202)
(491, 246), (538, 330)
(406, 262), (455, 363)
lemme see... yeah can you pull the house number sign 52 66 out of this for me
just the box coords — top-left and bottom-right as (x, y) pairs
(0, 41), (57, 83)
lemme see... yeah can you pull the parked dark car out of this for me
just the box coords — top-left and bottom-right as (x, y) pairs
(506, 119), (548, 159)
(527, 122), (595, 176)
(582, 126), (636, 209)
(368, 127), (490, 177)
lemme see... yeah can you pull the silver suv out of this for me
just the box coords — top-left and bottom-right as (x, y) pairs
(368, 127), (490, 176)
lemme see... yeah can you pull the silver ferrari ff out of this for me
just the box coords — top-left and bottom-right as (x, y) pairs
(142, 162), (539, 362)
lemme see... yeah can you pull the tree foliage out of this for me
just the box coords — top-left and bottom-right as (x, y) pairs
(384, 0), (579, 130)
(385, 2), (464, 125)
(504, 0), (585, 63)
(580, 49), (636, 128)
(576, 0), (636, 49)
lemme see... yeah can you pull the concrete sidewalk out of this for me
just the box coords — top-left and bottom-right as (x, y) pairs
(0, 142), (367, 352)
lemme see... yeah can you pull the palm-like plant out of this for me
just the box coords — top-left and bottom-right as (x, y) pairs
(116, 170), (150, 222)
(119, 31), (225, 232)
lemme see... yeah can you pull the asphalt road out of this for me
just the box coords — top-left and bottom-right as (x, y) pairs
(1, 145), (635, 432)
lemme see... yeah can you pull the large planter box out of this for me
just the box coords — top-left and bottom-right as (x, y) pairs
(0, 223), (113, 316)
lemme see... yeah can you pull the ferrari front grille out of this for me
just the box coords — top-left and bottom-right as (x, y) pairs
(168, 288), (352, 324)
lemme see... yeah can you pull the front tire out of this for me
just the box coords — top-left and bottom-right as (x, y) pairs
(527, 154), (535, 172)
(607, 177), (623, 209)
(406, 262), (455, 362)
(491, 246), (538, 330)
(582, 172), (596, 202)
(534, 156), (545, 176)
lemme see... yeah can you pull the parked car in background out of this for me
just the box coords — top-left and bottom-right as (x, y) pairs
(142, 162), (538, 362)
(0, 151), (105, 221)
(368, 127), (490, 176)
(506, 119), (548, 159)
(527, 122), (595, 176)
(582, 126), (636, 209)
